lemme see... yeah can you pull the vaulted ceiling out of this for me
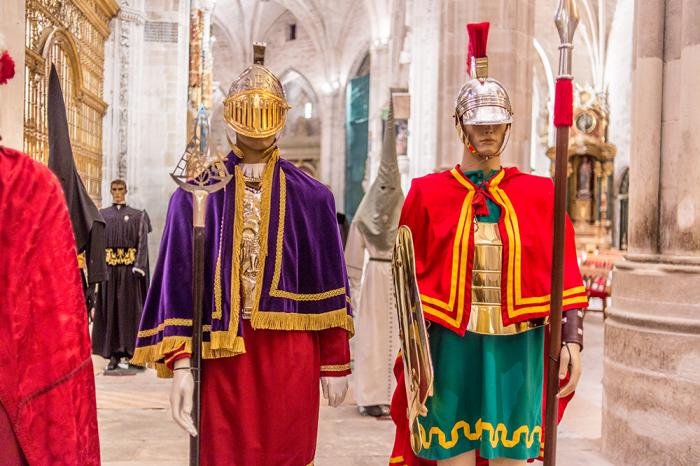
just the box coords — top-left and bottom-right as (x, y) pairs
(211, 0), (381, 91)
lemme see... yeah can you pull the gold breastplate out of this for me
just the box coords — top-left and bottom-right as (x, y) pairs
(240, 184), (263, 319)
(466, 222), (544, 335)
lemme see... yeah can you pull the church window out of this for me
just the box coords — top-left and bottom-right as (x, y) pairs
(287, 23), (297, 41)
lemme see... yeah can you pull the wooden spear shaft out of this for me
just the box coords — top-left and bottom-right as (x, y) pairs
(544, 2), (579, 465)
(543, 125), (570, 466)
(190, 189), (208, 466)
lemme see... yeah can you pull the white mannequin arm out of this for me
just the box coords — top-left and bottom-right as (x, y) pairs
(170, 358), (197, 436)
(320, 376), (349, 407)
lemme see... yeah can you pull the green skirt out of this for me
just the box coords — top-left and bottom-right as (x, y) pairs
(416, 324), (544, 461)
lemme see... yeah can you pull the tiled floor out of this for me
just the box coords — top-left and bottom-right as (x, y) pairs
(96, 313), (614, 465)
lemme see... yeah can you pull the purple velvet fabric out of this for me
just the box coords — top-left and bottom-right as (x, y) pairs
(135, 152), (352, 354)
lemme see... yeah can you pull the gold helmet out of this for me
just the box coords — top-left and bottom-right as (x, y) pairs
(454, 23), (513, 160)
(224, 43), (289, 139)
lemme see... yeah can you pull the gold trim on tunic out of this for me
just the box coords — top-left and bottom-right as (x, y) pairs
(105, 247), (137, 266)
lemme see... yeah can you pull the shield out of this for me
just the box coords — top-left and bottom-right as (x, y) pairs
(392, 225), (434, 454)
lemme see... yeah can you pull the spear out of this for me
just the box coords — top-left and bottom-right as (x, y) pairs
(170, 105), (232, 466)
(544, 1), (579, 465)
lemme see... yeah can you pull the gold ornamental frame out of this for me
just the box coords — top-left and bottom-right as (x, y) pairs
(24, 0), (119, 203)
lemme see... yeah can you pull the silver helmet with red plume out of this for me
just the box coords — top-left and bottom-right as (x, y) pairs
(454, 23), (513, 159)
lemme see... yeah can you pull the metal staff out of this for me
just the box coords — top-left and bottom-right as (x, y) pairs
(170, 106), (232, 466)
(544, 2), (579, 465)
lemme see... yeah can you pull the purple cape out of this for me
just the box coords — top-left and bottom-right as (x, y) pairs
(133, 150), (354, 375)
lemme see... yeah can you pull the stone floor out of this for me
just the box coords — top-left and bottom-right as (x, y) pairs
(95, 312), (614, 465)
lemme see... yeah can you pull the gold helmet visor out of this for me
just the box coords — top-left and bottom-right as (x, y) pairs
(224, 43), (289, 139)
(224, 87), (288, 139)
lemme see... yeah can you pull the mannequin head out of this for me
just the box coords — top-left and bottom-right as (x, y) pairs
(462, 123), (510, 159)
(110, 179), (127, 204)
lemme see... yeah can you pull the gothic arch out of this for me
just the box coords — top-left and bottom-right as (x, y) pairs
(39, 27), (85, 98)
(277, 68), (322, 176)
(348, 49), (371, 80)
(279, 68), (320, 105)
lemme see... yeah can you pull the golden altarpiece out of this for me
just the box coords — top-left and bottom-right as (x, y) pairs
(24, 0), (119, 204)
(547, 87), (617, 251)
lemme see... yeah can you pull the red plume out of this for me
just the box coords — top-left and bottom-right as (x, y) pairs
(0, 50), (16, 86)
(466, 22), (490, 74)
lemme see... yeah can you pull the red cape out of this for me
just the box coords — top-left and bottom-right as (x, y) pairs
(0, 147), (100, 465)
(400, 166), (587, 335)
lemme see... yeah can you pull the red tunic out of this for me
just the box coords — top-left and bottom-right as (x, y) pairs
(0, 147), (100, 465)
(198, 322), (349, 465)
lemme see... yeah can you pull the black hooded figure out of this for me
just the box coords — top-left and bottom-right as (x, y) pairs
(47, 64), (107, 317)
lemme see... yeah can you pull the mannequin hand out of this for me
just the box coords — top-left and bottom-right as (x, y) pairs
(170, 358), (197, 436)
(320, 376), (349, 407)
(132, 267), (146, 276)
(557, 342), (582, 398)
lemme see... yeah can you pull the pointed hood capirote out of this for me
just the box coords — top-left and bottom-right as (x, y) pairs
(47, 64), (107, 285)
(352, 92), (405, 252)
(47, 64), (105, 253)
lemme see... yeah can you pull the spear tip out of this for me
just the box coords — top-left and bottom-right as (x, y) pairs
(554, 0), (580, 44)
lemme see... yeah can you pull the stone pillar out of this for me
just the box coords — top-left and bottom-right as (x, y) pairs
(319, 91), (346, 211)
(602, 1), (700, 464)
(625, 0), (664, 255)
(367, 42), (391, 181)
(366, 1), (407, 187)
(407, 0), (440, 178)
(0, 0), (25, 150)
(102, 0), (190, 261)
(102, 0), (147, 202)
(438, 1), (535, 170)
(407, 0), (536, 175)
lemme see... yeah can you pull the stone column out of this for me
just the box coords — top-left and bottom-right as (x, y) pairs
(407, 0), (536, 175)
(319, 91), (346, 210)
(102, 0), (190, 260)
(367, 41), (391, 181)
(602, 1), (700, 464)
(0, 0), (25, 150)
(438, 1), (535, 170)
(407, 0), (440, 178)
(102, 0), (147, 202)
(625, 0), (664, 255)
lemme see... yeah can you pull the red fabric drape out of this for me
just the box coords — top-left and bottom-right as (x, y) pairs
(0, 147), (100, 465)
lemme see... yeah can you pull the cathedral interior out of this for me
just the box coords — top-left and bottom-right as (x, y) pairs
(0, 0), (698, 465)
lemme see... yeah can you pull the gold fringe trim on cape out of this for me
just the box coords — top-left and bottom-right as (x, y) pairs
(251, 307), (355, 336)
(226, 165), (246, 332)
(131, 333), (246, 379)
